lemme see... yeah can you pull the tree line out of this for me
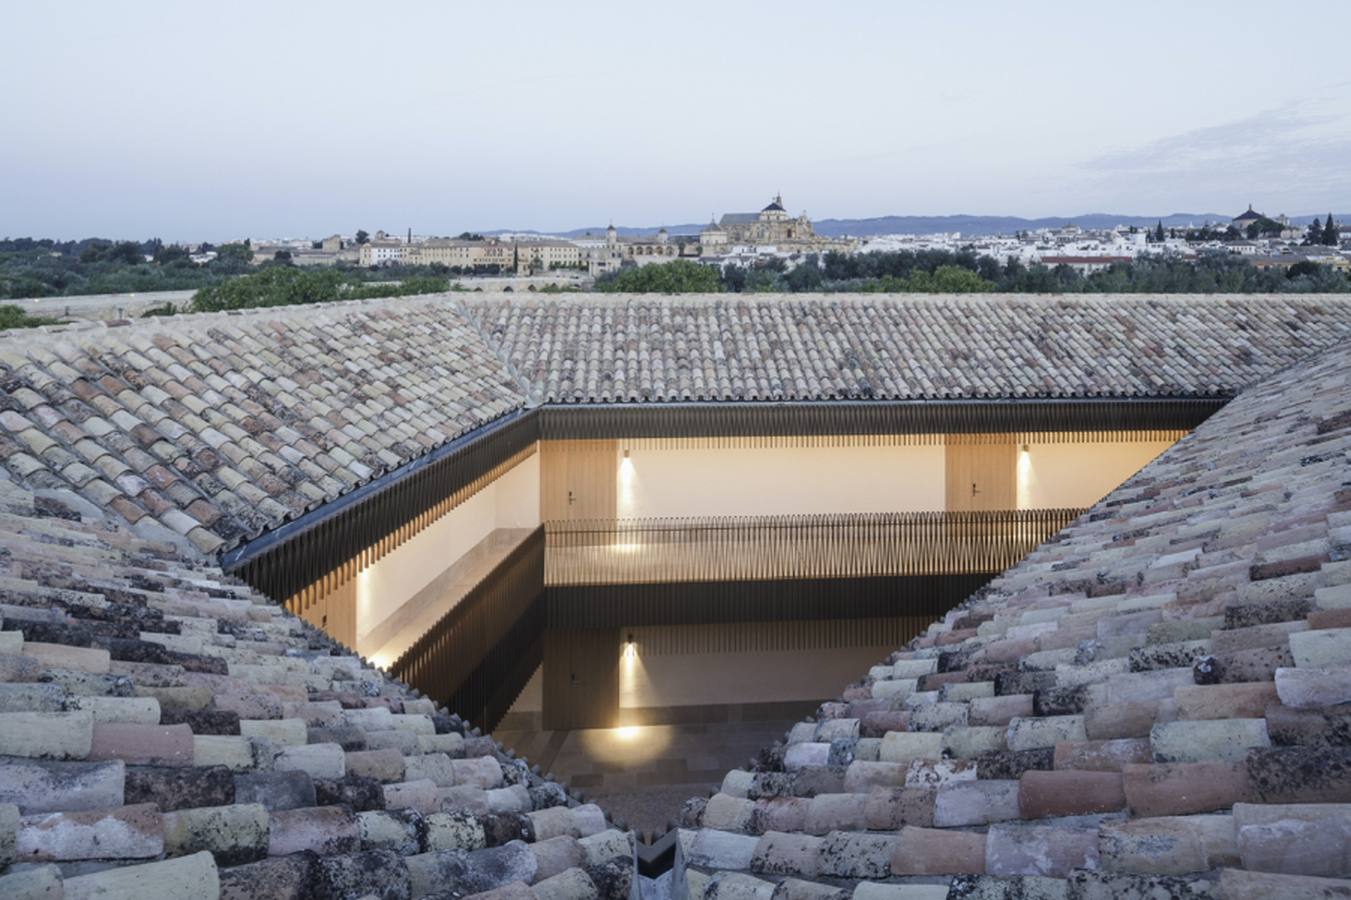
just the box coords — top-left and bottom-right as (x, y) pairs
(0, 236), (256, 299)
(595, 251), (1351, 294)
(190, 268), (450, 312)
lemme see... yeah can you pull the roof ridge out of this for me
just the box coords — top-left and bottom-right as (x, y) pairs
(452, 293), (540, 405)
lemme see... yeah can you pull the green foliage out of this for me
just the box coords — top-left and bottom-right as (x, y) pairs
(595, 260), (722, 293)
(1245, 217), (1283, 239)
(1325, 214), (1340, 246)
(706, 249), (1351, 295)
(214, 242), (254, 264)
(355, 230), (370, 244)
(0, 304), (63, 330)
(190, 268), (448, 312)
(140, 302), (179, 317)
(1306, 218), (1325, 245)
(0, 236), (258, 299)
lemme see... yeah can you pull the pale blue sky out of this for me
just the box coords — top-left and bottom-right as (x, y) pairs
(3, 0), (1350, 241)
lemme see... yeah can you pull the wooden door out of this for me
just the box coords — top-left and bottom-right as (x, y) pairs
(540, 440), (617, 522)
(543, 628), (619, 730)
(945, 441), (1017, 511)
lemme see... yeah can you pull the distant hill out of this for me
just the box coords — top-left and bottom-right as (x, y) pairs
(492, 212), (1350, 240)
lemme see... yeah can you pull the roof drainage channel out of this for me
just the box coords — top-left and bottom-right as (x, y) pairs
(536, 396), (1227, 439)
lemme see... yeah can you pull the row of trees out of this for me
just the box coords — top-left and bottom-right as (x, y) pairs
(0, 233), (484, 303)
(595, 251), (1351, 294)
(0, 236), (258, 299)
(1306, 215), (1341, 246)
(1145, 214), (1344, 245)
(190, 267), (450, 312)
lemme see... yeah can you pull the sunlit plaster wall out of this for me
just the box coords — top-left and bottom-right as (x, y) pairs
(356, 453), (540, 641)
(1017, 441), (1173, 510)
(616, 444), (947, 518)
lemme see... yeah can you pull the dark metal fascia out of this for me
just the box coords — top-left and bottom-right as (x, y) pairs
(219, 406), (539, 575)
(535, 396), (1227, 439)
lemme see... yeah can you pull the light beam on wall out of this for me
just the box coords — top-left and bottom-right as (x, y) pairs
(1016, 444), (1032, 511)
(618, 448), (636, 517)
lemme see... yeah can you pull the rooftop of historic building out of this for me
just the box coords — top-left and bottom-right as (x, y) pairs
(2, 292), (1351, 898)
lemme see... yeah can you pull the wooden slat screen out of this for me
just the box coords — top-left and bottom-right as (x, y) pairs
(390, 526), (545, 728)
(544, 508), (1084, 586)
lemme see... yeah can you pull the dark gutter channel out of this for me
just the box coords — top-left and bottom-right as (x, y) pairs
(537, 397), (1227, 439)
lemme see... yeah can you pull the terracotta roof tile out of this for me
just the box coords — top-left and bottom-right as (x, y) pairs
(686, 333), (1351, 892)
(463, 294), (1351, 404)
(0, 298), (527, 553)
(0, 477), (623, 899)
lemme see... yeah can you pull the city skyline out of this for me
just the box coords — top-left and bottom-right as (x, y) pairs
(4, 1), (1351, 241)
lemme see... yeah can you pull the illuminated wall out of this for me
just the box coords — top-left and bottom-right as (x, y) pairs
(615, 443), (947, 517)
(1016, 440), (1174, 509)
(603, 436), (1178, 520)
(355, 452), (540, 644)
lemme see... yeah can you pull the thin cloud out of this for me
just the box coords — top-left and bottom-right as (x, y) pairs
(1079, 92), (1351, 206)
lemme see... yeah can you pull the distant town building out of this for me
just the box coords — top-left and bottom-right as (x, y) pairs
(359, 239), (405, 266)
(699, 219), (728, 253)
(514, 238), (583, 274)
(1038, 255), (1133, 274)
(1232, 205), (1265, 228)
(715, 194), (814, 244)
(404, 238), (514, 271)
(699, 195), (854, 258)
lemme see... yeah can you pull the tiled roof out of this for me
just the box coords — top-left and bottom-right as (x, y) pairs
(0, 298), (527, 555)
(13, 294), (1350, 560)
(679, 335), (1351, 896)
(2, 294), (1351, 896)
(0, 475), (629, 899)
(461, 294), (1351, 404)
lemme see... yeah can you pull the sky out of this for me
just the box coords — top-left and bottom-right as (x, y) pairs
(3, 0), (1351, 241)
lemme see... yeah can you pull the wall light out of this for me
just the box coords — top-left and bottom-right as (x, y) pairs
(624, 633), (637, 658)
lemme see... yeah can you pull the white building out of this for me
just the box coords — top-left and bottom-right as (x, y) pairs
(359, 240), (404, 266)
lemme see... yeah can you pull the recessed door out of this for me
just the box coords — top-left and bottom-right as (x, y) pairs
(945, 441), (1017, 511)
(540, 440), (618, 522)
(543, 628), (620, 730)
